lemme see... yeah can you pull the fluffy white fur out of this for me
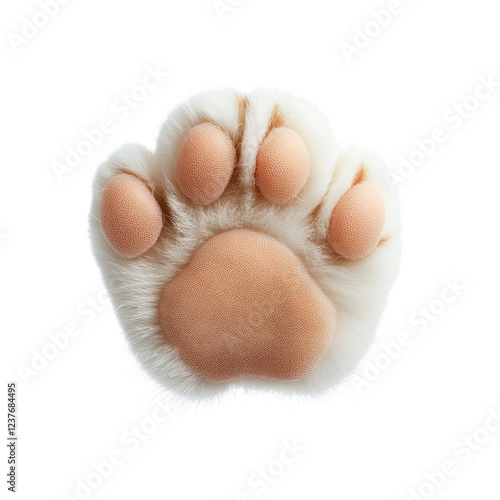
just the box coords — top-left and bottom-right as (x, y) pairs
(89, 89), (401, 400)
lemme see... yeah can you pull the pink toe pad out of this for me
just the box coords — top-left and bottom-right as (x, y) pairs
(175, 123), (237, 205)
(255, 127), (310, 204)
(328, 181), (385, 260)
(100, 173), (163, 258)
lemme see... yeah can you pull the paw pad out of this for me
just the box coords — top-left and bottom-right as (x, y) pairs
(160, 229), (336, 382)
(100, 173), (162, 258)
(175, 122), (236, 205)
(255, 127), (310, 204)
(328, 181), (385, 260)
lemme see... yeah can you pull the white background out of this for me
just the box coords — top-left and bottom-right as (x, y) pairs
(2, 0), (500, 499)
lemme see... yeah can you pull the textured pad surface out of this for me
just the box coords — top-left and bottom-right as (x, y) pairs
(328, 181), (385, 260)
(160, 229), (336, 382)
(255, 127), (310, 204)
(100, 173), (163, 258)
(175, 122), (237, 205)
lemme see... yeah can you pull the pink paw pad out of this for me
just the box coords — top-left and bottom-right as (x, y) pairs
(159, 229), (336, 382)
(175, 122), (237, 205)
(255, 127), (310, 204)
(100, 173), (163, 258)
(328, 181), (385, 260)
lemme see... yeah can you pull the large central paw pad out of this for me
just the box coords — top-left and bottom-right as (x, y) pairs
(160, 229), (336, 382)
(90, 90), (400, 397)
